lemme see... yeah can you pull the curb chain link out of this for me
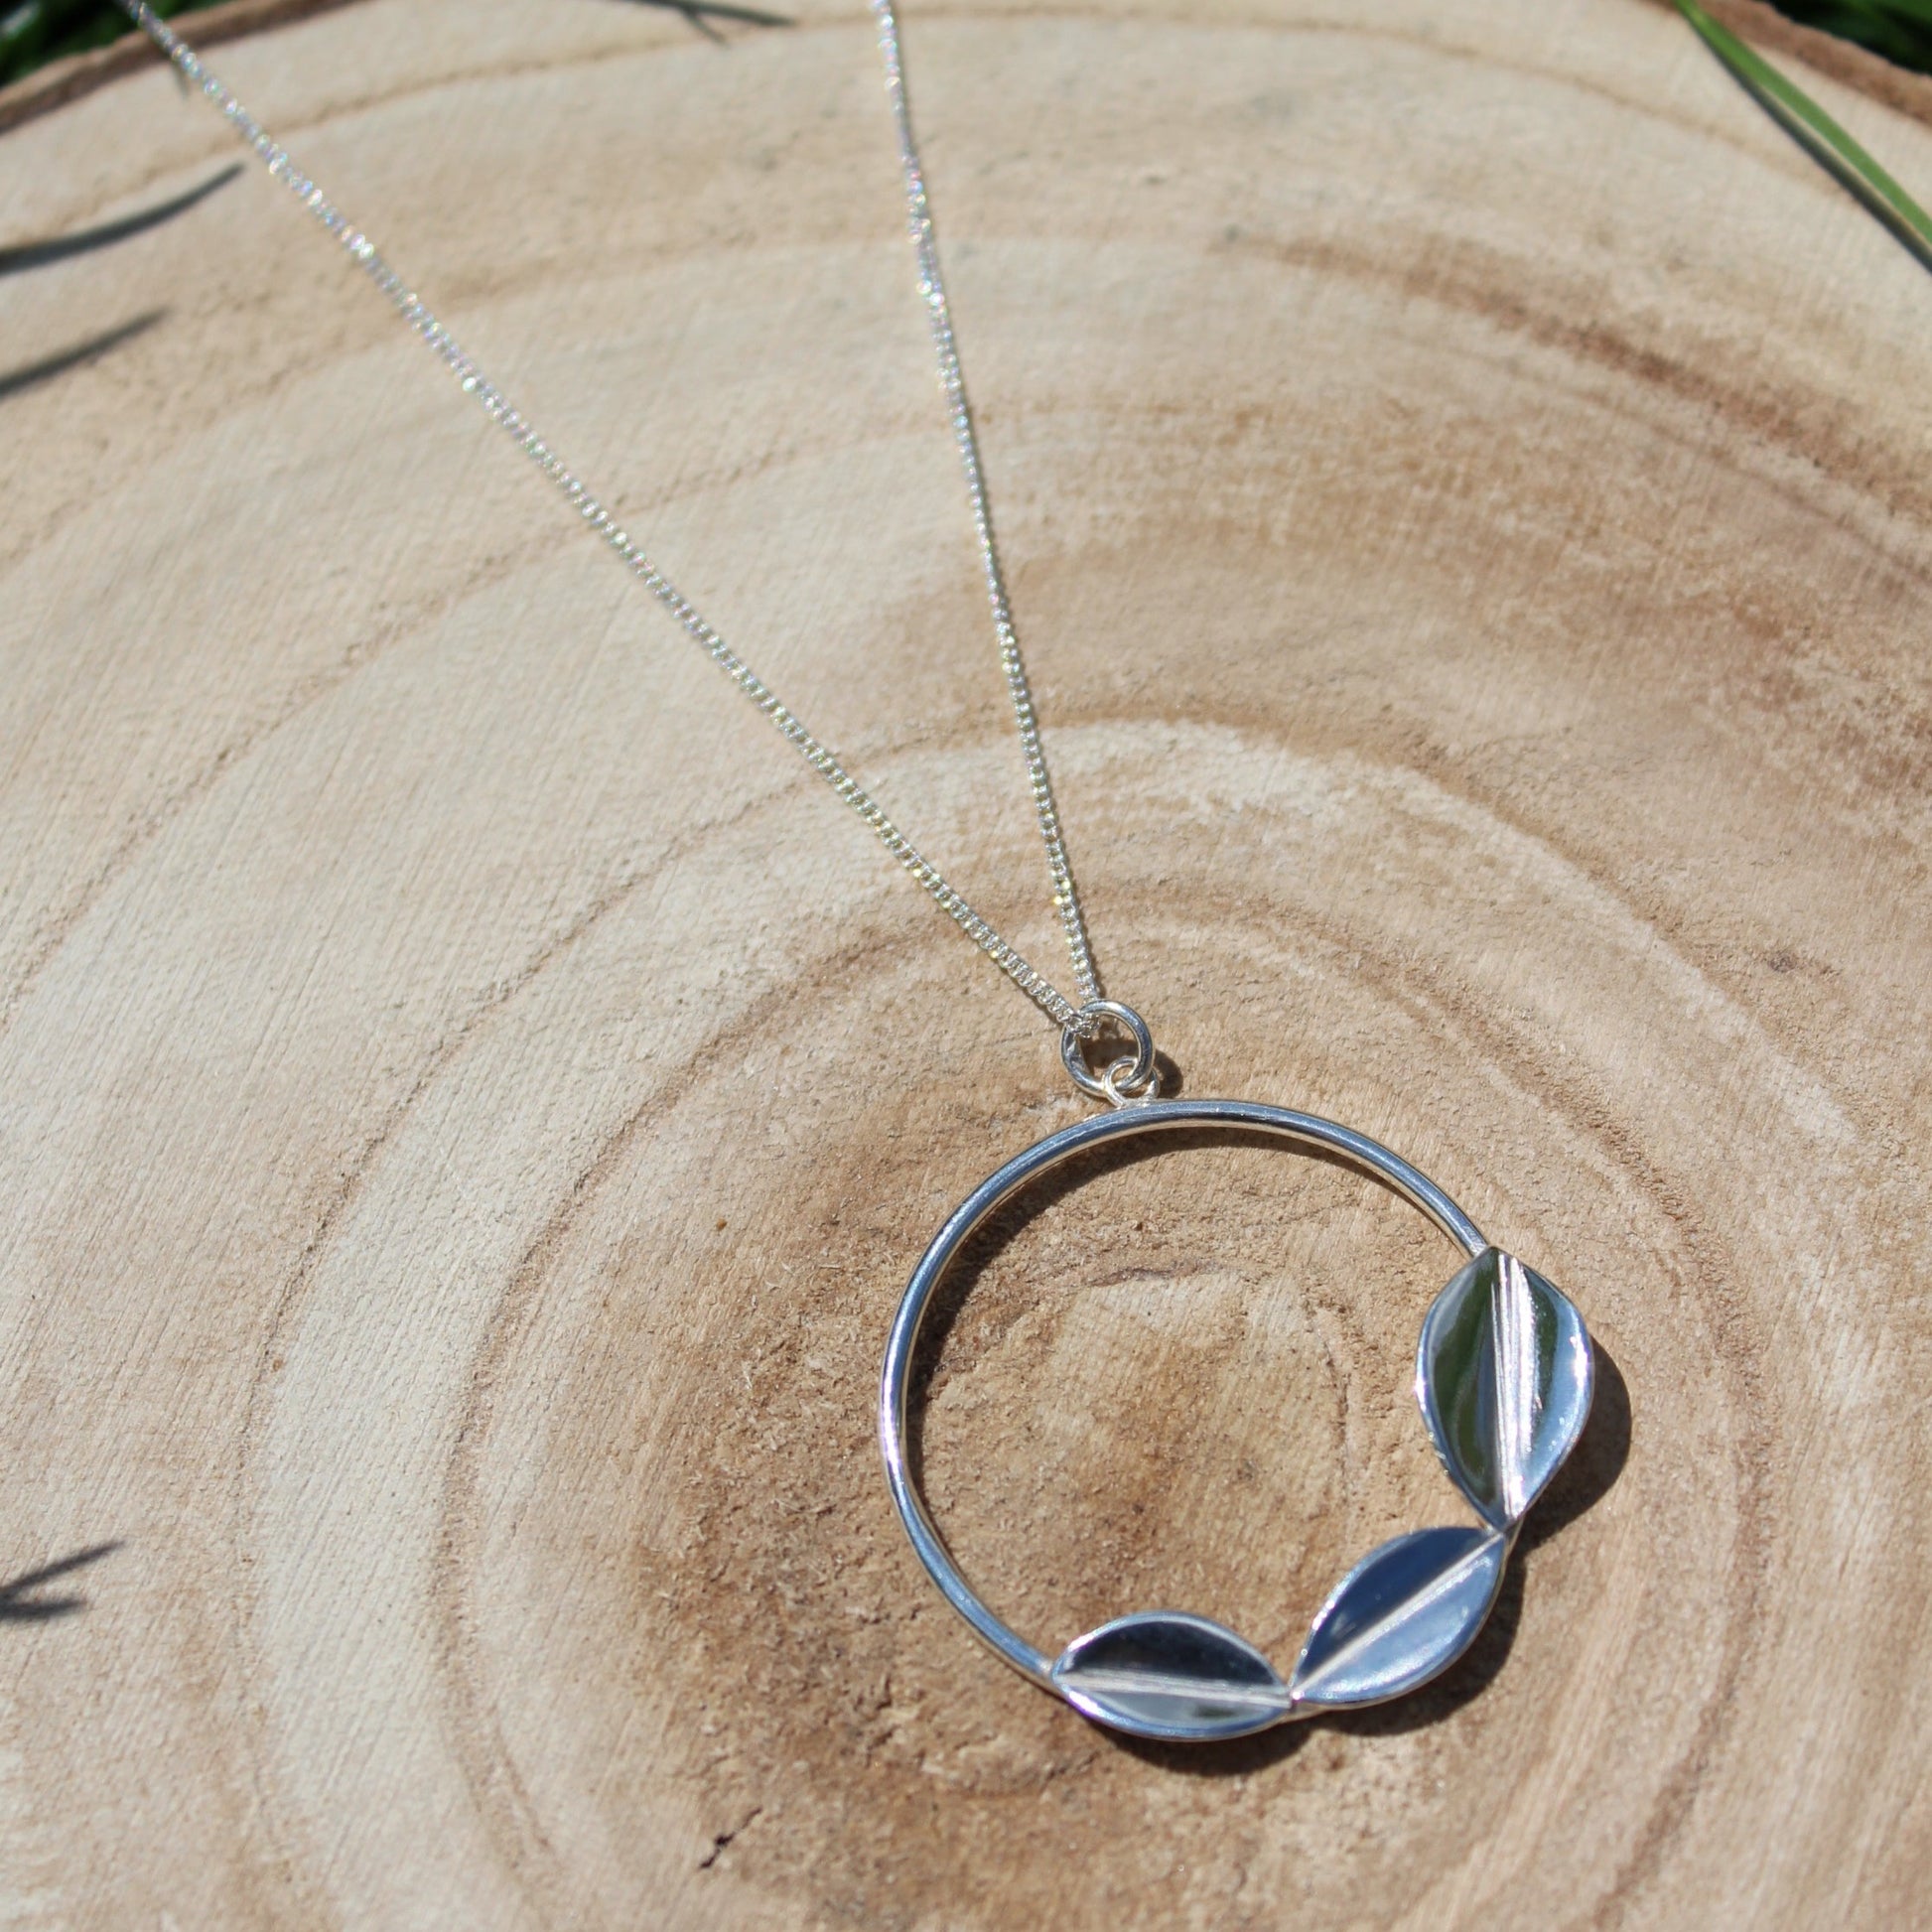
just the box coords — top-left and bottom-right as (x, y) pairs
(115, 0), (1113, 1043)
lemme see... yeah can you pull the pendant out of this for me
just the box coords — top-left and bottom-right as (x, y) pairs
(878, 1008), (1593, 1743)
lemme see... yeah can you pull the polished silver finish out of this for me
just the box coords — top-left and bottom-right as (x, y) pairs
(1417, 1248), (1594, 1531)
(114, 0), (1112, 1043)
(1052, 1612), (1291, 1740)
(1288, 1526), (1507, 1711)
(879, 1097), (1593, 1740)
(1059, 1000), (1159, 1104)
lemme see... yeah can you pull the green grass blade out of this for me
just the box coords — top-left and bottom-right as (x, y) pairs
(1676, 0), (1932, 252)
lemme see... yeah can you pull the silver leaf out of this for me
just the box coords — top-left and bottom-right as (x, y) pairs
(1289, 1526), (1507, 1710)
(1051, 1611), (1293, 1740)
(1416, 1247), (1592, 1531)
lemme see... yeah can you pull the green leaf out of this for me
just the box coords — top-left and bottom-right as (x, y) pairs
(1677, 0), (1932, 257)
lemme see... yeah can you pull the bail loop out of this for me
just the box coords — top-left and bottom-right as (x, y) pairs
(1060, 1001), (1160, 1105)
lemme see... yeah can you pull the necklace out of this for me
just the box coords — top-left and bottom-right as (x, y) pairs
(119, 0), (1595, 1744)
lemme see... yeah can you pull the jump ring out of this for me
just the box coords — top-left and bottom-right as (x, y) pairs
(1060, 1000), (1157, 1103)
(1101, 1057), (1162, 1107)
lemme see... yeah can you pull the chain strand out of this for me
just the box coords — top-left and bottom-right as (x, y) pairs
(872, 0), (1102, 1008)
(115, 0), (1107, 1039)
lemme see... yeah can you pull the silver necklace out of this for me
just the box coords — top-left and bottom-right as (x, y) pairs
(121, 0), (1595, 1743)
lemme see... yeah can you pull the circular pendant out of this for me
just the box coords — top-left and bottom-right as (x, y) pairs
(878, 1097), (1594, 1742)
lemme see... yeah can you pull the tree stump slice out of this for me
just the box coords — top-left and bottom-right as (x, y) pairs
(2, 0), (1929, 1924)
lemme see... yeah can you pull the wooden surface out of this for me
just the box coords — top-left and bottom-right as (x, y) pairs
(3, 0), (1930, 1924)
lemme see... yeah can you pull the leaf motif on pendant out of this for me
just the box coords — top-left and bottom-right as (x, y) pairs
(1288, 1526), (1507, 1710)
(1417, 1247), (1593, 1531)
(1050, 1611), (1294, 1740)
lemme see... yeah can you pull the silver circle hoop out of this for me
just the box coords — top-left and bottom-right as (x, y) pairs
(1059, 1000), (1158, 1103)
(877, 1097), (1594, 1742)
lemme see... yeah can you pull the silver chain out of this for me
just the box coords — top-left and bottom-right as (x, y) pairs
(873, 0), (1100, 1012)
(114, 0), (1112, 1042)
